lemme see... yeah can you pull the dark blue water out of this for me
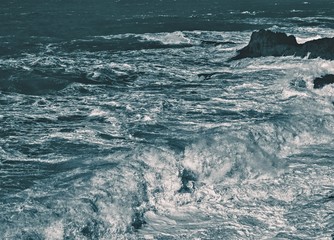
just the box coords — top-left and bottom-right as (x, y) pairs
(1, 1), (334, 239)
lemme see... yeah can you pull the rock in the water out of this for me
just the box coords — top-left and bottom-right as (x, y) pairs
(230, 29), (334, 61)
(301, 38), (334, 60)
(313, 74), (334, 89)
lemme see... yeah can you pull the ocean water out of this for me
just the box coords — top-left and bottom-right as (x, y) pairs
(1, 0), (334, 239)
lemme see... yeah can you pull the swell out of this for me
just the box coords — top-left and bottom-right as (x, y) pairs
(1, 22), (334, 239)
(0, 33), (200, 95)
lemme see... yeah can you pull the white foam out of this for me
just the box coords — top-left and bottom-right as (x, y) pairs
(241, 11), (256, 15)
(88, 160), (148, 235)
(44, 221), (64, 240)
(22, 65), (32, 71)
(142, 115), (153, 122)
(95, 33), (136, 40)
(107, 101), (121, 107)
(242, 57), (334, 87)
(314, 83), (334, 98)
(109, 62), (134, 71)
(140, 31), (197, 45)
(89, 108), (108, 117)
(290, 9), (303, 13)
(269, 25), (334, 43)
(182, 134), (281, 185)
(296, 35), (322, 44)
(281, 88), (309, 99)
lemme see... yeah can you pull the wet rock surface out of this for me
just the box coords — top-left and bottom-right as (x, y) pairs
(231, 29), (334, 61)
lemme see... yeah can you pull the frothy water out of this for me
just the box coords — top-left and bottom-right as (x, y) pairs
(1, 1), (334, 239)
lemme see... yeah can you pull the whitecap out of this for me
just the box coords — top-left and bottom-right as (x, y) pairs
(295, 35), (322, 44)
(44, 221), (64, 240)
(89, 108), (108, 117)
(140, 31), (198, 45)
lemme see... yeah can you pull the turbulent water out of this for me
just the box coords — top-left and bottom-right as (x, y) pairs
(1, 1), (334, 239)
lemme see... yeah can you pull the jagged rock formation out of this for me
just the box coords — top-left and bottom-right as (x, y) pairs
(230, 29), (334, 61)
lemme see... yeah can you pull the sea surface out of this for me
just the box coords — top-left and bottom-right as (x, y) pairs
(1, 0), (334, 239)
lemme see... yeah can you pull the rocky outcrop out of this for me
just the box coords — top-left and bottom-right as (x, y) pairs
(313, 74), (334, 89)
(230, 29), (334, 61)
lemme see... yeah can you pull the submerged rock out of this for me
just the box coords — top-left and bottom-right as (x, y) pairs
(290, 79), (307, 89)
(230, 29), (334, 61)
(313, 74), (334, 89)
(178, 169), (198, 193)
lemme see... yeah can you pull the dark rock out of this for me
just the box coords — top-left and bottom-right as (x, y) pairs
(301, 37), (334, 60)
(178, 169), (198, 193)
(313, 74), (334, 89)
(230, 29), (334, 61)
(131, 211), (146, 230)
(81, 220), (100, 239)
(231, 29), (298, 60)
(290, 79), (307, 89)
